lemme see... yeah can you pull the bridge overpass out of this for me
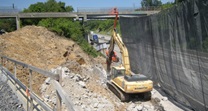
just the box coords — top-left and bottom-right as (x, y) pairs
(0, 7), (160, 29)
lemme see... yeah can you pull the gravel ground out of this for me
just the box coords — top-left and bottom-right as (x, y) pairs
(0, 70), (24, 111)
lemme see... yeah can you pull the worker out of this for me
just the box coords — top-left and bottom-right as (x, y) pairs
(106, 49), (118, 62)
(112, 52), (117, 62)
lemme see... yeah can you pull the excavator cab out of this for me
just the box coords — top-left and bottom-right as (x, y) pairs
(110, 66), (125, 79)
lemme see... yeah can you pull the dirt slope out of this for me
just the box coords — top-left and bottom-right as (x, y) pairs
(0, 26), (105, 95)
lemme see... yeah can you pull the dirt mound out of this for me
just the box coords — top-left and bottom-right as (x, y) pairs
(0, 26), (96, 68)
(0, 26), (105, 95)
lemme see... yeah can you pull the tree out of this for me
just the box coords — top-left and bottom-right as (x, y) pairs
(161, 2), (174, 9)
(0, 18), (16, 32)
(24, 2), (45, 12)
(84, 20), (117, 34)
(141, 0), (162, 7)
(23, 0), (73, 12)
(22, 0), (74, 26)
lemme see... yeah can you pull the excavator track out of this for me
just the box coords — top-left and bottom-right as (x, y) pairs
(107, 81), (129, 102)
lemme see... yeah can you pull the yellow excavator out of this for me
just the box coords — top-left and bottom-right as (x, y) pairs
(106, 8), (153, 102)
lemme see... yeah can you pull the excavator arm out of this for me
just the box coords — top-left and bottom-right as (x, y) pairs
(111, 30), (131, 75)
(106, 8), (131, 75)
(106, 8), (118, 73)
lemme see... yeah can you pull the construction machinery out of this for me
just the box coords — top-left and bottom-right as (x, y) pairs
(89, 31), (99, 45)
(106, 8), (153, 102)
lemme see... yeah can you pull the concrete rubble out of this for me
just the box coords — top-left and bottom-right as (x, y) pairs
(41, 67), (115, 111)
(41, 66), (183, 111)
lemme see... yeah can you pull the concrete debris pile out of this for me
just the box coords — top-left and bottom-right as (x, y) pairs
(41, 67), (114, 111)
(41, 66), (183, 111)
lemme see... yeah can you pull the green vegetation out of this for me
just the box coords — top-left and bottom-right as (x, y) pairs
(84, 20), (121, 35)
(141, 0), (162, 7)
(161, 2), (174, 9)
(0, 18), (16, 32)
(21, 0), (99, 57)
(22, 0), (74, 26)
(140, 0), (184, 10)
(23, 1), (73, 12)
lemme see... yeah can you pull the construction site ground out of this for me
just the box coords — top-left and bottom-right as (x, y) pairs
(0, 26), (184, 111)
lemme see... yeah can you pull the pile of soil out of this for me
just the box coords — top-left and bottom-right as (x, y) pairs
(0, 26), (105, 95)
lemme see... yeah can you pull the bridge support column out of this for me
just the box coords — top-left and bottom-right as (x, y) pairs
(81, 15), (87, 25)
(83, 15), (87, 22)
(75, 15), (79, 21)
(16, 16), (20, 30)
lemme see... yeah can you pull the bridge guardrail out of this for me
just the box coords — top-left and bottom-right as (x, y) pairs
(77, 6), (161, 14)
(0, 55), (75, 111)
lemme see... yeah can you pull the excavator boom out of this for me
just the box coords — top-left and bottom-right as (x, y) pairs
(106, 8), (131, 75)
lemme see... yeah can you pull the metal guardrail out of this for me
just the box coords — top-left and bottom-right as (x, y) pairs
(18, 12), (78, 18)
(0, 66), (53, 111)
(0, 6), (160, 17)
(0, 12), (78, 18)
(0, 55), (75, 111)
(51, 80), (75, 111)
(1, 55), (59, 80)
(77, 7), (161, 13)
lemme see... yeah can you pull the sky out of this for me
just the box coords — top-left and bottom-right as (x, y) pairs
(0, 0), (174, 11)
